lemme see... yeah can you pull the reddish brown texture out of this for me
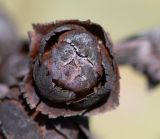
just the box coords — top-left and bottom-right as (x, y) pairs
(0, 100), (42, 139)
(50, 30), (103, 94)
(21, 20), (120, 118)
(0, 85), (91, 139)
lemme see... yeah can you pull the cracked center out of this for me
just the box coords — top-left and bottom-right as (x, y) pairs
(50, 30), (103, 93)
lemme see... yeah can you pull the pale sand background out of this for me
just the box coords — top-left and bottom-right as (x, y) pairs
(1, 0), (160, 139)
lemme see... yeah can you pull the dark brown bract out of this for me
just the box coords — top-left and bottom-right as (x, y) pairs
(0, 88), (91, 139)
(21, 20), (120, 118)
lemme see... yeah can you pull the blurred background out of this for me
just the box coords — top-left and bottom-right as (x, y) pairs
(0, 0), (160, 139)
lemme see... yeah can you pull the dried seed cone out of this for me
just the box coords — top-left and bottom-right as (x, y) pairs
(21, 20), (120, 118)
